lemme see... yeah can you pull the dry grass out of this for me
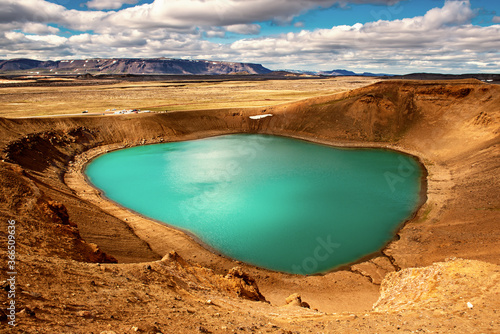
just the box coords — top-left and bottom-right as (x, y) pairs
(0, 77), (380, 117)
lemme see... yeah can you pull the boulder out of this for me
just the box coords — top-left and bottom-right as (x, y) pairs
(285, 293), (310, 308)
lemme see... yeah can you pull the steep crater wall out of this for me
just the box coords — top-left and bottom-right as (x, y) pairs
(0, 79), (498, 286)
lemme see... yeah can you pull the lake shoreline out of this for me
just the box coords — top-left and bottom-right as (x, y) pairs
(69, 131), (428, 276)
(4, 79), (497, 322)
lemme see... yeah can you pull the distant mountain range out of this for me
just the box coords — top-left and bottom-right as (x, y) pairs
(1, 58), (497, 81)
(284, 69), (390, 77)
(0, 58), (272, 75)
(0, 58), (388, 77)
(319, 69), (389, 77)
(313, 70), (499, 81)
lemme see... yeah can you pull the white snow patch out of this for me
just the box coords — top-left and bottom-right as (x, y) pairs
(249, 114), (273, 120)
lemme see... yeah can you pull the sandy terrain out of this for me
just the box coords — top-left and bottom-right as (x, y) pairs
(0, 78), (499, 333)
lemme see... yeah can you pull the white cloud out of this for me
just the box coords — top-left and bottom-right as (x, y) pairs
(99, 0), (404, 30)
(0, 0), (403, 32)
(0, 0), (65, 24)
(0, 0), (108, 33)
(4, 31), (26, 42)
(420, 0), (475, 29)
(1, 31), (70, 57)
(229, 0), (500, 72)
(232, 1), (480, 54)
(226, 24), (261, 35)
(204, 29), (226, 38)
(342, 0), (400, 4)
(25, 34), (66, 45)
(86, 0), (139, 10)
(0, 0), (498, 74)
(22, 22), (59, 35)
(492, 16), (500, 23)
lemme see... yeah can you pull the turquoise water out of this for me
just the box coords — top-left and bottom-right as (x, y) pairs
(86, 134), (423, 274)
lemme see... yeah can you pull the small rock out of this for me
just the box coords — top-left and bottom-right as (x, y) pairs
(27, 291), (42, 298)
(1, 281), (10, 292)
(285, 293), (301, 305)
(142, 324), (161, 333)
(198, 326), (210, 333)
(163, 250), (180, 261)
(19, 307), (36, 317)
(76, 310), (93, 319)
(467, 302), (473, 309)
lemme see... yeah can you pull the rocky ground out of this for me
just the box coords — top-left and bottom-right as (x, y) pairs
(0, 79), (498, 333)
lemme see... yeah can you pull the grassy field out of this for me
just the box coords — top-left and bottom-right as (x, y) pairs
(0, 77), (380, 118)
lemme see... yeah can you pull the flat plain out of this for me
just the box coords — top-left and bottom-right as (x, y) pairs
(0, 76), (379, 117)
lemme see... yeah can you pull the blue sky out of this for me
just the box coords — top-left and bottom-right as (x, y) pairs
(1, 0), (500, 73)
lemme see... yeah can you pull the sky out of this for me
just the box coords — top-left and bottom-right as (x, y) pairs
(1, 0), (500, 74)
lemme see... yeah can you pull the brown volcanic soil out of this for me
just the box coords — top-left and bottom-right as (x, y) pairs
(0, 79), (499, 333)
